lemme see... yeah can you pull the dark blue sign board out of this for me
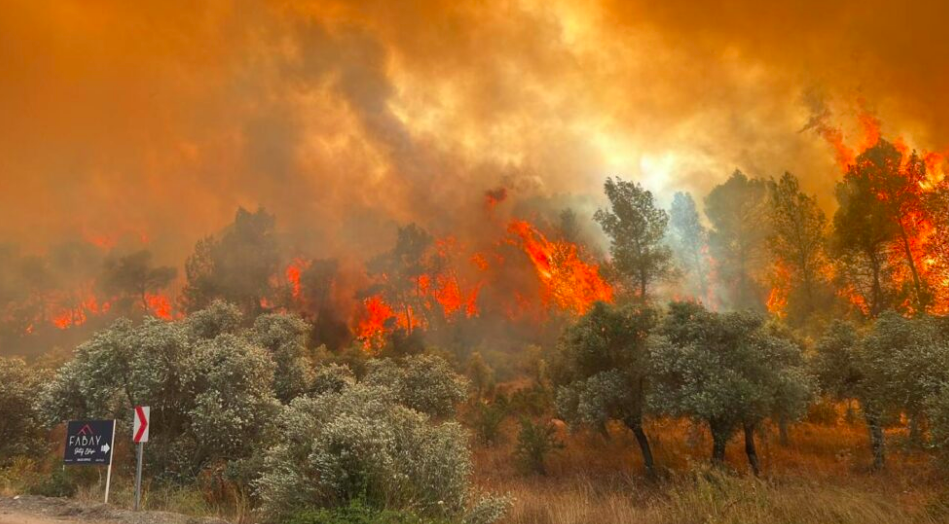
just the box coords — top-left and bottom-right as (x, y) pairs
(64, 420), (116, 465)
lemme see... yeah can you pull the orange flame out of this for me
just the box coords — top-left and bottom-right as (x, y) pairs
(145, 293), (173, 320)
(507, 220), (613, 315)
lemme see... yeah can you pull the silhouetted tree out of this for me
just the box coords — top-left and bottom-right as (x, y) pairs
(99, 250), (177, 314)
(668, 191), (710, 299)
(182, 207), (279, 315)
(767, 173), (831, 323)
(834, 140), (930, 315)
(705, 170), (771, 311)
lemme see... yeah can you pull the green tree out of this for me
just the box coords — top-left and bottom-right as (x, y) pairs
(705, 170), (771, 311)
(651, 301), (812, 474)
(466, 352), (494, 400)
(594, 177), (673, 302)
(513, 417), (563, 475)
(99, 250), (177, 315)
(767, 173), (831, 323)
(811, 314), (947, 469)
(553, 302), (658, 475)
(667, 191), (710, 299)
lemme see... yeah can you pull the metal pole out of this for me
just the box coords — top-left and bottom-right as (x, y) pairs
(134, 442), (144, 511)
(104, 421), (116, 504)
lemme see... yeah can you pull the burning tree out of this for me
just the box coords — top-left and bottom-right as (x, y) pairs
(832, 140), (933, 316)
(98, 249), (176, 318)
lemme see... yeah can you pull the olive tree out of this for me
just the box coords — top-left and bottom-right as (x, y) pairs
(40, 301), (282, 480)
(553, 302), (658, 475)
(816, 313), (949, 468)
(651, 301), (812, 475)
(0, 357), (46, 462)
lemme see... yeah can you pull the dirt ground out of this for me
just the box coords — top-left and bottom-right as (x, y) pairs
(0, 496), (230, 524)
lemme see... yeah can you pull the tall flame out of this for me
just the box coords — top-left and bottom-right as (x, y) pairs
(507, 220), (613, 315)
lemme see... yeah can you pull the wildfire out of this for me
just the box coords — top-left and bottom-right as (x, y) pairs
(506, 220), (613, 315)
(355, 295), (399, 351)
(813, 110), (949, 316)
(145, 293), (173, 320)
(285, 258), (308, 301)
(766, 262), (791, 318)
(51, 289), (110, 330)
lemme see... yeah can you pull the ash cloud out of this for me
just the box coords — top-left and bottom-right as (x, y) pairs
(1, 0), (947, 268)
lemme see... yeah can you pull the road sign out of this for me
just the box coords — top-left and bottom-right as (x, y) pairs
(133, 405), (150, 511)
(133, 406), (149, 443)
(64, 420), (116, 465)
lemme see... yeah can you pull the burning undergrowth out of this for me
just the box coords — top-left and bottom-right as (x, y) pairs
(0, 192), (614, 356)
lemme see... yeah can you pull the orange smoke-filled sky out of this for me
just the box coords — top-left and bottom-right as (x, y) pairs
(2, 0), (948, 262)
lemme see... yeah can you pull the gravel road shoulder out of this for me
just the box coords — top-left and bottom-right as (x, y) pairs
(0, 496), (231, 524)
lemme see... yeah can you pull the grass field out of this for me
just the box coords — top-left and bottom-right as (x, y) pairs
(4, 416), (948, 523)
(474, 418), (949, 524)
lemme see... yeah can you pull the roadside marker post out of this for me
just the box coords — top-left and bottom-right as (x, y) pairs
(133, 406), (149, 511)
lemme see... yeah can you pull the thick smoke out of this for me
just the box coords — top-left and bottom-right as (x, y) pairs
(1, 0), (947, 271)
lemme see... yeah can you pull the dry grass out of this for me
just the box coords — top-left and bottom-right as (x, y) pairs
(475, 418), (949, 524)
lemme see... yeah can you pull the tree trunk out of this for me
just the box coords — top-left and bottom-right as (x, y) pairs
(625, 417), (655, 477)
(909, 413), (925, 447)
(778, 417), (790, 446)
(896, 219), (926, 313)
(710, 422), (729, 465)
(744, 423), (760, 476)
(866, 411), (886, 470)
(869, 251), (884, 317)
(693, 247), (709, 299)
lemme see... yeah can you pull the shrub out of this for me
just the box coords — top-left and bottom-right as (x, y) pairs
(309, 363), (357, 395)
(39, 302), (284, 482)
(0, 357), (46, 462)
(508, 385), (551, 418)
(253, 313), (315, 403)
(284, 499), (450, 524)
(256, 384), (505, 523)
(364, 355), (469, 418)
(26, 470), (78, 498)
(514, 418), (563, 475)
(469, 401), (508, 447)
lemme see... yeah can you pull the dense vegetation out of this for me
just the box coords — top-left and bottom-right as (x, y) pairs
(6, 139), (949, 523)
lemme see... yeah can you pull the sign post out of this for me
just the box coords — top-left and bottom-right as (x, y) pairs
(133, 406), (149, 512)
(63, 420), (116, 504)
